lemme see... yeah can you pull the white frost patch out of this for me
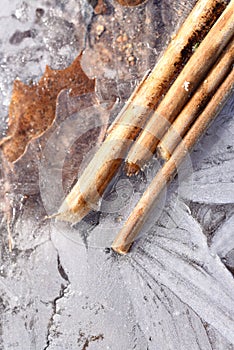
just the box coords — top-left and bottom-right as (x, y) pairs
(210, 214), (234, 257)
(183, 81), (190, 91)
(128, 199), (234, 346)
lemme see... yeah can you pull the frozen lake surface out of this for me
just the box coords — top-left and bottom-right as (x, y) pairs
(0, 0), (234, 349)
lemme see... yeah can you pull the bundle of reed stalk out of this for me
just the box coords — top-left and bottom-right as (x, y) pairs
(57, 0), (234, 235)
(125, 0), (234, 175)
(112, 68), (234, 254)
(157, 37), (234, 160)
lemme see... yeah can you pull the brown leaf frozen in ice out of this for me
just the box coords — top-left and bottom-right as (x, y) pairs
(1, 53), (95, 163)
(0, 87), (111, 251)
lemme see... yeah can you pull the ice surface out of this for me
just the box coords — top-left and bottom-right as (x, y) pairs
(210, 214), (234, 275)
(48, 199), (234, 349)
(0, 239), (65, 349)
(121, 200), (234, 346)
(0, 0), (234, 349)
(180, 98), (234, 204)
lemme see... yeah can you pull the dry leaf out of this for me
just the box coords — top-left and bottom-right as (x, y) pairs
(0, 88), (111, 251)
(1, 53), (95, 163)
(0, 54), (108, 250)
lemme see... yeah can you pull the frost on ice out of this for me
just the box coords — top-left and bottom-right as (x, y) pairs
(0, 0), (234, 349)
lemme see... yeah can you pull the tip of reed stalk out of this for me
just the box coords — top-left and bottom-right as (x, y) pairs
(111, 243), (130, 255)
(157, 144), (171, 161)
(56, 192), (92, 224)
(55, 210), (83, 224)
(125, 161), (141, 177)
